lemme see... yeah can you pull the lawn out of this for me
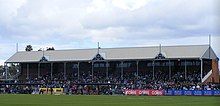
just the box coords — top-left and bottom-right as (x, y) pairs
(0, 94), (219, 106)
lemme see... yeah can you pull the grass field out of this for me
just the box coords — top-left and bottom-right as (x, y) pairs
(0, 94), (219, 106)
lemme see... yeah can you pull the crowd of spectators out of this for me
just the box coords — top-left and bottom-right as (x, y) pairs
(0, 70), (219, 95)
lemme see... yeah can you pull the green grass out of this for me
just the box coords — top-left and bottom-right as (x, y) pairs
(0, 94), (219, 106)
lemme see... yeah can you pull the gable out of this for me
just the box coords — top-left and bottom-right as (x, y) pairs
(201, 47), (218, 59)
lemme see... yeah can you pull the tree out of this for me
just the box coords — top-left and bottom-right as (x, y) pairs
(46, 47), (55, 51)
(38, 48), (42, 51)
(25, 45), (33, 51)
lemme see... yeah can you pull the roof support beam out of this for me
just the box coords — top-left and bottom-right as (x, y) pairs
(38, 63), (40, 79)
(78, 62), (80, 80)
(184, 60), (187, 80)
(51, 63), (53, 80)
(106, 61), (109, 79)
(136, 61), (139, 78)
(92, 62), (94, 80)
(26, 63), (29, 80)
(64, 62), (67, 80)
(4, 63), (8, 80)
(169, 60), (171, 80)
(152, 60), (155, 80)
(200, 59), (203, 82)
(121, 61), (124, 80)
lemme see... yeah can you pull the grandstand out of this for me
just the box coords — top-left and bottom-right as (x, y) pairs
(1, 44), (220, 95)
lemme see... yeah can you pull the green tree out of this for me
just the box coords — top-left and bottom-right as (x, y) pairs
(46, 47), (55, 51)
(25, 45), (33, 51)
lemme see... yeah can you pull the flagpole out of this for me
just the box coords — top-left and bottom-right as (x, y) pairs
(16, 43), (18, 52)
(97, 42), (100, 54)
(159, 44), (161, 54)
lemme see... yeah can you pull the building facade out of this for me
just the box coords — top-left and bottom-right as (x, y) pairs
(4, 45), (219, 83)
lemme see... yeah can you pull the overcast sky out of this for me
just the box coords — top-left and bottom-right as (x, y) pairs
(0, 0), (219, 65)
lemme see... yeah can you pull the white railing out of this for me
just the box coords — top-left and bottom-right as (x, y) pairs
(7, 71), (21, 80)
(0, 71), (21, 80)
(202, 70), (212, 83)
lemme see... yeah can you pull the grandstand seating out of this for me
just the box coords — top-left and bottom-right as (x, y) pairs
(0, 60), (219, 94)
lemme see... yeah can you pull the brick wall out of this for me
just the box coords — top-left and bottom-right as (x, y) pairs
(204, 59), (219, 83)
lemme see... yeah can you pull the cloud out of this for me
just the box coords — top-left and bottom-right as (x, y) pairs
(0, 0), (27, 23)
(112, 0), (148, 11)
(82, 0), (219, 38)
(0, 0), (90, 41)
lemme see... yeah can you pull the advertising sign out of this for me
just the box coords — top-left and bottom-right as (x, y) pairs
(203, 90), (212, 96)
(173, 90), (182, 96)
(183, 90), (192, 96)
(39, 88), (63, 95)
(213, 90), (220, 96)
(124, 90), (164, 96)
(164, 90), (172, 96)
(193, 90), (202, 96)
(125, 90), (220, 96)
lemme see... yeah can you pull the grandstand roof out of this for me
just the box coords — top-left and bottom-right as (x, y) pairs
(5, 45), (218, 63)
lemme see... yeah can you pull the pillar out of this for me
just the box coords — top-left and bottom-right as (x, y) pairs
(5, 63), (8, 80)
(200, 59), (203, 82)
(64, 62), (67, 80)
(78, 62), (80, 80)
(106, 62), (109, 79)
(38, 63), (40, 78)
(121, 61), (124, 80)
(51, 63), (53, 80)
(169, 60), (171, 80)
(27, 63), (29, 80)
(152, 60), (155, 80)
(184, 60), (187, 80)
(18, 63), (21, 80)
(92, 62), (94, 80)
(136, 61), (139, 78)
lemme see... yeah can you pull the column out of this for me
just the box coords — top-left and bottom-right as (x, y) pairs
(18, 63), (21, 80)
(64, 62), (67, 80)
(136, 61), (139, 78)
(200, 59), (203, 82)
(169, 60), (171, 80)
(51, 63), (53, 80)
(152, 60), (155, 80)
(92, 62), (94, 80)
(38, 63), (40, 78)
(185, 60), (187, 80)
(121, 61), (124, 80)
(5, 63), (8, 80)
(27, 63), (29, 80)
(106, 62), (109, 79)
(78, 62), (80, 80)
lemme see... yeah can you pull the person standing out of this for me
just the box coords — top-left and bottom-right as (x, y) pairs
(50, 86), (53, 95)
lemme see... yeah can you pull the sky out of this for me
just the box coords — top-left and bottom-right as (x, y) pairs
(0, 0), (219, 65)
